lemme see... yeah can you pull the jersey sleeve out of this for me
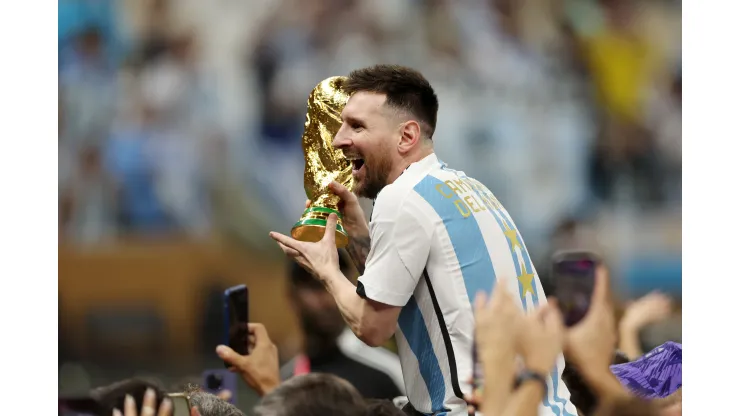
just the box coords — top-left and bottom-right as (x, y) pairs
(357, 195), (431, 307)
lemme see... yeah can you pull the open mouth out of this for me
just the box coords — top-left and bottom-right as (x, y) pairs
(351, 159), (365, 171)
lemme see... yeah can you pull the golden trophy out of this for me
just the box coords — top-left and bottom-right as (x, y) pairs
(291, 76), (353, 248)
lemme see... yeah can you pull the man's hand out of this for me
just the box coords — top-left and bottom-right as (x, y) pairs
(618, 291), (672, 359)
(620, 291), (672, 332)
(270, 214), (342, 280)
(564, 266), (616, 371)
(474, 286), (524, 359)
(472, 286), (524, 415)
(517, 303), (565, 376)
(216, 323), (280, 397)
(561, 266), (629, 399)
(328, 181), (369, 238)
(114, 388), (175, 416)
(327, 181), (371, 274)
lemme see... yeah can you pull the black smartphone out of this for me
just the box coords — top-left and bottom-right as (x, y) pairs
(223, 284), (249, 367)
(552, 250), (599, 327)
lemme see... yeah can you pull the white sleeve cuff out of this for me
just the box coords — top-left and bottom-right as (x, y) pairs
(357, 276), (410, 307)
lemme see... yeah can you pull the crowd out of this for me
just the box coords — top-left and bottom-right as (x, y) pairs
(58, 0), (681, 254)
(59, 0), (681, 415)
(61, 261), (681, 416)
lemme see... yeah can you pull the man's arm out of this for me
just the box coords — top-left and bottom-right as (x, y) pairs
(346, 234), (371, 274)
(321, 267), (401, 347)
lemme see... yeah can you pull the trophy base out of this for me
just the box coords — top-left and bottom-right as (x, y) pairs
(291, 207), (349, 248)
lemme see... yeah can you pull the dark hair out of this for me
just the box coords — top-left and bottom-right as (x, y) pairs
(343, 65), (439, 139)
(183, 385), (245, 416)
(254, 373), (365, 416)
(363, 399), (405, 416)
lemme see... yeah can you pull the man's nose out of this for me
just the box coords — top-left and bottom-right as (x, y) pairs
(332, 126), (351, 149)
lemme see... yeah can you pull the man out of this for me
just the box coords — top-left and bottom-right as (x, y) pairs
(270, 64), (577, 415)
(280, 252), (404, 400)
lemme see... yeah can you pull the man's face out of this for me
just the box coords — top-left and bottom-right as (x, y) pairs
(293, 286), (345, 339)
(333, 92), (397, 199)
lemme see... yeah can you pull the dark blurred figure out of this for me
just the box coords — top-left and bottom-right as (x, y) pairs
(364, 399), (406, 416)
(59, 145), (118, 244)
(562, 352), (630, 416)
(280, 254), (404, 400)
(254, 373), (366, 416)
(60, 378), (167, 416)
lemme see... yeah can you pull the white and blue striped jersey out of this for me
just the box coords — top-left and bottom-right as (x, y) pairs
(356, 153), (577, 416)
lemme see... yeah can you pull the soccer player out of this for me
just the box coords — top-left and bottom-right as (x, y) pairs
(270, 65), (577, 416)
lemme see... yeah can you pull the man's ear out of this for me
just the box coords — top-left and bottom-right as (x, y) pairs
(397, 120), (422, 154)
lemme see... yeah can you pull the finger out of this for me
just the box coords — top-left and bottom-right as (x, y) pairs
(305, 199), (311, 209)
(140, 388), (158, 416)
(124, 395), (136, 416)
(329, 181), (352, 199)
(216, 345), (244, 367)
(474, 291), (487, 314)
(543, 305), (565, 333)
(248, 322), (273, 346)
(323, 214), (338, 243)
(591, 265), (612, 308)
(156, 398), (172, 416)
(269, 232), (304, 252)
(278, 242), (301, 257)
(190, 407), (203, 416)
(534, 303), (551, 321)
(113, 410), (123, 416)
(217, 390), (233, 401)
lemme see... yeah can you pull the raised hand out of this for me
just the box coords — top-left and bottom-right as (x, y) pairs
(113, 388), (172, 416)
(328, 181), (369, 238)
(216, 323), (281, 397)
(270, 213), (342, 280)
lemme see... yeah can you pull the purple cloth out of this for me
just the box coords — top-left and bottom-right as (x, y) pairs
(610, 341), (682, 399)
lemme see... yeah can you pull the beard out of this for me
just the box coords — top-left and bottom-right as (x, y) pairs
(354, 152), (393, 199)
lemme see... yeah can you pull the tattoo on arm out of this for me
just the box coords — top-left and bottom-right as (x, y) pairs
(346, 235), (371, 274)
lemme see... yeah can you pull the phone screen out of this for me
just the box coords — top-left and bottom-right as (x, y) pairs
(224, 285), (249, 363)
(553, 253), (598, 327)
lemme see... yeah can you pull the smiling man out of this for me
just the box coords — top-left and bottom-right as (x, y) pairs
(270, 65), (577, 416)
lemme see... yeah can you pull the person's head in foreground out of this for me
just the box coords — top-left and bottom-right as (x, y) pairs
(333, 64), (439, 199)
(253, 373), (366, 416)
(185, 385), (245, 416)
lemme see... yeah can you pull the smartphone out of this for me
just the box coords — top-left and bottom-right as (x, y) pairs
(168, 393), (192, 416)
(202, 369), (237, 404)
(224, 284), (249, 367)
(552, 251), (599, 327)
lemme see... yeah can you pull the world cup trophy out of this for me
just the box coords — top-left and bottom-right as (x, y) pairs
(291, 76), (353, 248)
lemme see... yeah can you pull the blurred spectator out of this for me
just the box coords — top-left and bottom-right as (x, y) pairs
(618, 292), (673, 360)
(253, 373), (367, 416)
(60, 145), (119, 244)
(58, 1), (682, 406)
(280, 256), (404, 400)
